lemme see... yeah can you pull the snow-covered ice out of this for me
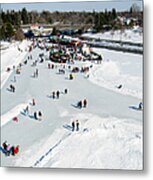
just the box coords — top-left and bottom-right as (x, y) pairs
(82, 28), (143, 44)
(0, 39), (143, 170)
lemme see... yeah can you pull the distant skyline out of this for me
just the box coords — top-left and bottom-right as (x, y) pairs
(1, 0), (143, 12)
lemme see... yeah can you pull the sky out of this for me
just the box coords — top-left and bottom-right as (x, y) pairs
(1, 0), (143, 12)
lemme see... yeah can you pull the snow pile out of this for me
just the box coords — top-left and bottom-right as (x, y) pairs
(1, 40), (31, 88)
(17, 113), (142, 170)
(88, 48), (142, 99)
(82, 28), (143, 44)
(1, 103), (28, 127)
(89, 60), (142, 99)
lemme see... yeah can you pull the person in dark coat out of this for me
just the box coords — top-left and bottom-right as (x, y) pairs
(36, 69), (39, 77)
(72, 121), (75, 132)
(32, 99), (36, 106)
(52, 91), (55, 99)
(76, 120), (79, 131)
(83, 99), (87, 108)
(34, 112), (37, 120)
(78, 101), (82, 109)
(56, 91), (60, 99)
(64, 89), (68, 94)
(38, 111), (42, 120)
(2, 141), (8, 151)
(10, 146), (15, 156)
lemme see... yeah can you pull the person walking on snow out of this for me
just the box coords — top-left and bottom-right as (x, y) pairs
(78, 101), (82, 109)
(52, 91), (55, 99)
(38, 111), (42, 120)
(72, 121), (75, 131)
(56, 90), (60, 99)
(76, 120), (79, 131)
(6, 144), (11, 156)
(34, 112), (37, 120)
(36, 69), (39, 77)
(83, 99), (87, 108)
(2, 141), (8, 151)
(64, 88), (68, 94)
(10, 146), (15, 156)
(32, 99), (36, 106)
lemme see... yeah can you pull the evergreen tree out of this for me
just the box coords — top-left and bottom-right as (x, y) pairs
(0, 25), (5, 39)
(112, 8), (117, 20)
(21, 8), (29, 24)
(5, 22), (14, 39)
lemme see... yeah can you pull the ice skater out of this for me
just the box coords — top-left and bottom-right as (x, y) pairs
(138, 102), (143, 110)
(2, 141), (8, 151)
(38, 111), (42, 120)
(35, 68), (39, 77)
(52, 91), (55, 99)
(6, 144), (12, 156)
(77, 101), (82, 109)
(34, 112), (37, 120)
(83, 99), (87, 108)
(32, 99), (36, 106)
(76, 120), (79, 131)
(56, 90), (60, 99)
(64, 88), (68, 94)
(72, 121), (75, 132)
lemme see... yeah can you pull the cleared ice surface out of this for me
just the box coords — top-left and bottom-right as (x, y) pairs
(1, 42), (143, 169)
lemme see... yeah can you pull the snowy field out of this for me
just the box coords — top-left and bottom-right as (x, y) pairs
(1, 40), (143, 170)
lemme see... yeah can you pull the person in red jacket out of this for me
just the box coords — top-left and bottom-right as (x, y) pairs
(14, 145), (20, 155)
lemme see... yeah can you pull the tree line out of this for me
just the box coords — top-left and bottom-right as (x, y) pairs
(0, 5), (142, 40)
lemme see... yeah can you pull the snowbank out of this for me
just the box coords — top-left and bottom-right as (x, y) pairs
(15, 113), (142, 170)
(1, 40), (31, 88)
(88, 48), (142, 99)
(1, 103), (28, 127)
(89, 60), (142, 99)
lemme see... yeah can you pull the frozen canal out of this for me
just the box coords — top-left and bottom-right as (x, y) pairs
(1, 42), (143, 169)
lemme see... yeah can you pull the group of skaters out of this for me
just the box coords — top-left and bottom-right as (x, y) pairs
(52, 88), (68, 99)
(2, 141), (19, 156)
(77, 99), (88, 109)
